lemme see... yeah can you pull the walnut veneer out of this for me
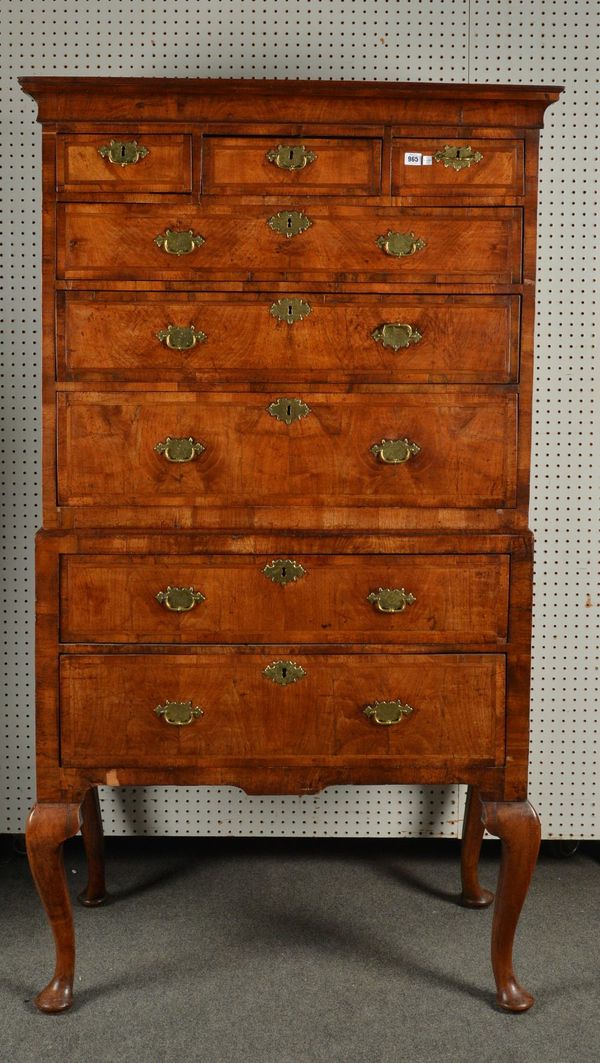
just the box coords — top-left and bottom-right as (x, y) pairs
(19, 76), (561, 1014)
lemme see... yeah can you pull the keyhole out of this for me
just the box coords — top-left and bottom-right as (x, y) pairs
(281, 566), (287, 579)
(287, 304), (294, 320)
(288, 149), (294, 163)
(281, 666), (287, 679)
(286, 403), (292, 419)
(120, 144), (126, 159)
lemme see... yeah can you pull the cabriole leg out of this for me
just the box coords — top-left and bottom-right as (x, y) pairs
(26, 802), (81, 1013)
(460, 786), (494, 908)
(78, 787), (109, 907)
(482, 800), (541, 1012)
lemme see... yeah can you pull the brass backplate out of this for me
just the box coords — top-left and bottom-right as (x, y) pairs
(156, 586), (206, 612)
(371, 438), (421, 464)
(363, 700), (414, 726)
(433, 145), (483, 171)
(372, 323), (423, 352)
(268, 397), (311, 425)
(263, 660), (306, 686)
(98, 139), (149, 166)
(267, 210), (313, 238)
(266, 144), (317, 170)
(154, 436), (205, 463)
(367, 588), (416, 613)
(270, 297), (312, 325)
(154, 229), (205, 255)
(376, 230), (427, 258)
(156, 324), (207, 350)
(154, 700), (204, 726)
(262, 559), (307, 585)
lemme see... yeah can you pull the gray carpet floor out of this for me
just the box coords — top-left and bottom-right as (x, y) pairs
(0, 836), (598, 1063)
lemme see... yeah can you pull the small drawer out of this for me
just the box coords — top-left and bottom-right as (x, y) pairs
(60, 553), (510, 645)
(57, 134), (192, 193)
(56, 390), (518, 512)
(202, 136), (382, 195)
(392, 138), (524, 197)
(59, 205), (523, 284)
(60, 292), (520, 384)
(59, 652), (505, 767)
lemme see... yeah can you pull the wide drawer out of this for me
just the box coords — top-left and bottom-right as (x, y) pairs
(60, 553), (510, 645)
(202, 135), (382, 195)
(56, 390), (518, 510)
(59, 652), (505, 766)
(60, 293), (520, 384)
(392, 138), (524, 197)
(57, 133), (192, 193)
(58, 205), (522, 283)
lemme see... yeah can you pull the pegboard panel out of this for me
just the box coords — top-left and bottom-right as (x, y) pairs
(1, 1), (596, 839)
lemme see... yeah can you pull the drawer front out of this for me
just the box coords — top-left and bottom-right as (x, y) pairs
(61, 293), (520, 384)
(60, 553), (510, 645)
(59, 652), (505, 766)
(57, 134), (192, 193)
(59, 205), (522, 283)
(392, 138), (524, 197)
(202, 136), (382, 195)
(57, 391), (518, 510)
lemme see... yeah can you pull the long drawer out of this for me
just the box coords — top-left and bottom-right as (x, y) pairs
(58, 205), (522, 282)
(56, 390), (518, 510)
(59, 652), (505, 766)
(60, 293), (520, 383)
(60, 553), (509, 645)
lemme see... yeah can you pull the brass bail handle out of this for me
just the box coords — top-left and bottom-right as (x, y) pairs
(156, 325), (207, 351)
(154, 437), (205, 463)
(363, 700), (414, 726)
(154, 229), (205, 256)
(371, 438), (421, 464)
(376, 230), (426, 258)
(156, 586), (206, 612)
(155, 700), (203, 726)
(367, 588), (416, 613)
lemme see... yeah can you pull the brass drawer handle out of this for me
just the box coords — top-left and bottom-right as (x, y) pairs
(376, 230), (426, 258)
(155, 700), (203, 726)
(270, 297), (312, 325)
(157, 324), (207, 350)
(98, 139), (149, 166)
(154, 229), (205, 255)
(371, 438), (421, 464)
(156, 586), (206, 612)
(268, 397), (311, 424)
(266, 144), (317, 170)
(433, 145), (483, 171)
(372, 323), (422, 352)
(267, 210), (313, 238)
(154, 436), (205, 463)
(263, 559), (307, 585)
(263, 660), (306, 686)
(363, 700), (414, 726)
(367, 588), (416, 613)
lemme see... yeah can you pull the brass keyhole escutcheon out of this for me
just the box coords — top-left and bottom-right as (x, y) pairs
(433, 145), (484, 171)
(266, 144), (317, 170)
(98, 139), (149, 166)
(270, 297), (312, 325)
(267, 210), (313, 238)
(267, 397), (311, 425)
(263, 559), (307, 585)
(263, 660), (306, 686)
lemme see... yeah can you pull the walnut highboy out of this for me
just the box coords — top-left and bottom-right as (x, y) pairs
(20, 77), (561, 1013)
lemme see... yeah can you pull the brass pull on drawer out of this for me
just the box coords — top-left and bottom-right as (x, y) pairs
(363, 700), (414, 726)
(156, 324), (207, 350)
(372, 322), (423, 352)
(367, 588), (416, 613)
(156, 586), (206, 612)
(376, 230), (426, 257)
(266, 144), (317, 170)
(98, 139), (149, 166)
(154, 700), (203, 726)
(433, 144), (483, 171)
(267, 210), (313, 238)
(154, 436), (205, 463)
(154, 229), (205, 255)
(371, 438), (421, 464)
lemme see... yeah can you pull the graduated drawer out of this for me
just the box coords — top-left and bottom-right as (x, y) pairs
(202, 135), (382, 195)
(57, 134), (192, 193)
(56, 390), (518, 510)
(60, 293), (520, 384)
(58, 205), (522, 283)
(392, 138), (524, 197)
(59, 652), (505, 767)
(60, 553), (509, 645)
